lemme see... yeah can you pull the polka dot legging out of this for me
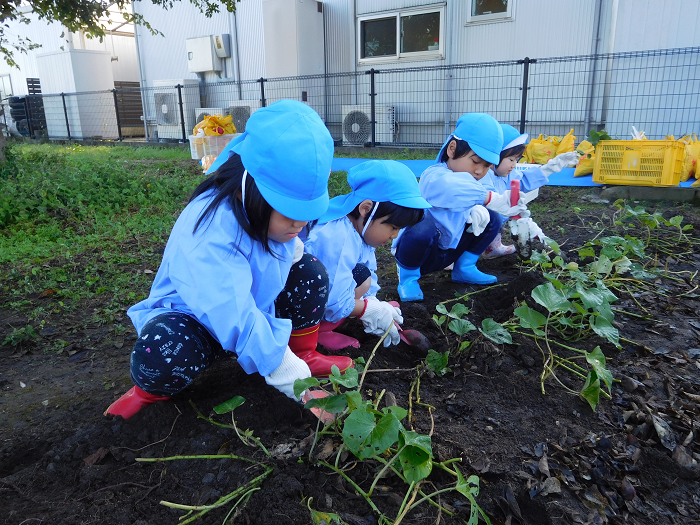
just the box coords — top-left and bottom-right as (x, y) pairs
(129, 253), (329, 396)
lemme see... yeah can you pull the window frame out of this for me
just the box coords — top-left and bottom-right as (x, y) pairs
(357, 5), (445, 65)
(466, 0), (514, 25)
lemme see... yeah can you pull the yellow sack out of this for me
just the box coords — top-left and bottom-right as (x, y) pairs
(529, 138), (559, 164)
(193, 114), (237, 136)
(572, 139), (596, 177)
(692, 178), (700, 187)
(681, 138), (700, 182)
(556, 129), (576, 155)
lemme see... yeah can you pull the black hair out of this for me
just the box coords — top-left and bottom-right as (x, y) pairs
(189, 153), (313, 256)
(440, 137), (473, 163)
(348, 201), (424, 230)
(499, 144), (526, 164)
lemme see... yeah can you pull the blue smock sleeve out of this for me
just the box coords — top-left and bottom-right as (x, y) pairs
(519, 166), (548, 192)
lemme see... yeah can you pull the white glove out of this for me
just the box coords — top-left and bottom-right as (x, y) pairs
(485, 190), (527, 217)
(516, 218), (546, 242)
(360, 296), (403, 347)
(264, 346), (312, 401)
(467, 205), (490, 236)
(540, 151), (580, 177)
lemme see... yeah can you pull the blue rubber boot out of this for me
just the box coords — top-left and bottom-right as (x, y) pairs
(397, 265), (423, 301)
(452, 251), (497, 285)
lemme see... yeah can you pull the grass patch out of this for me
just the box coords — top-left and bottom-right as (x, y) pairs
(0, 143), (204, 325)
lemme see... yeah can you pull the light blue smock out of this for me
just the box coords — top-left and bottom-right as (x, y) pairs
(304, 216), (379, 323)
(416, 162), (489, 250)
(478, 166), (547, 193)
(127, 191), (294, 377)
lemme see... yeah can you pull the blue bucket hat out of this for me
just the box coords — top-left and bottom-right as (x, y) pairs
(436, 113), (503, 165)
(205, 100), (333, 222)
(318, 160), (431, 224)
(500, 123), (528, 151)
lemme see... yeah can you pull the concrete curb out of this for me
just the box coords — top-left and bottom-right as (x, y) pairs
(599, 185), (700, 204)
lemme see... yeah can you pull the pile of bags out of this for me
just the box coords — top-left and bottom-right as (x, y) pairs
(520, 129), (576, 164)
(668, 134), (700, 184)
(193, 114), (237, 136)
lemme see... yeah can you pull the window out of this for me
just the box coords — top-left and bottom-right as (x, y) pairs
(467, 0), (514, 24)
(0, 75), (12, 100)
(358, 6), (444, 63)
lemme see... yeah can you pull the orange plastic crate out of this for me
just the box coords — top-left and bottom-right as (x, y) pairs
(592, 140), (685, 187)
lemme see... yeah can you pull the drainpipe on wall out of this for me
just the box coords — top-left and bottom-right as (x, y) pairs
(231, 10), (242, 100)
(132, 2), (151, 140)
(353, 0), (358, 105)
(443, 3), (455, 138)
(599, 0), (619, 131)
(583, 0), (603, 136)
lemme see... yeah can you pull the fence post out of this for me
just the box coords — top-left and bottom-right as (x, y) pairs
(518, 57), (535, 134)
(369, 68), (376, 146)
(259, 78), (267, 107)
(61, 93), (71, 140)
(23, 97), (35, 139)
(112, 89), (123, 141)
(176, 84), (186, 142)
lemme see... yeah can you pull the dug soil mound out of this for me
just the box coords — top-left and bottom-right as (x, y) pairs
(2, 190), (700, 525)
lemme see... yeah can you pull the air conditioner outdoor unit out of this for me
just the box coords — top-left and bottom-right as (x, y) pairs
(153, 79), (199, 139)
(341, 105), (395, 145)
(227, 100), (262, 133)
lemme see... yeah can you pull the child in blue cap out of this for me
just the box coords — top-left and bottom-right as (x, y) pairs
(105, 100), (351, 419)
(393, 113), (532, 302)
(304, 160), (431, 350)
(479, 123), (579, 258)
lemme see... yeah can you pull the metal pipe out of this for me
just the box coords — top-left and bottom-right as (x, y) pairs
(583, 0), (603, 135)
(131, 2), (150, 140)
(600, 0), (620, 130)
(232, 10), (242, 100)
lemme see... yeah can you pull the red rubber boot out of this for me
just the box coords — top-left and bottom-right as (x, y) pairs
(318, 319), (360, 350)
(104, 386), (170, 419)
(289, 324), (354, 377)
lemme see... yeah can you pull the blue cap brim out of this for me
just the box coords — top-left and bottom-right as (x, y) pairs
(436, 134), (500, 165)
(317, 191), (431, 225)
(258, 179), (329, 222)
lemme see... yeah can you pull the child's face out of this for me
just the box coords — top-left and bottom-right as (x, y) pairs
(495, 154), (520, 177)
(268, 209), (307, 243)
(363, 216), (401, 248)
(446, 142), (492, 180)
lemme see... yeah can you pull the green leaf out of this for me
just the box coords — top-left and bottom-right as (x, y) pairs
(544, 238), (561, 254)
(432, 314), (446, 327)
(532, 282), (571, 312)
(600, 246), (623, 259)
(543, 272), (565, 290)
(383, 405), (408, 421)
(575, 281), (606, 310)
(436, 304), (448, 315)
(426, 349), (451, 377)
(305, 394), (348, 414)
(613, 256), (632, 275)
(398, 430), (433, 483)
(448, 318), (476, 336)
(668, 215), (683, 227)
(454, 466), (482, 525)
(514, 305), (546, 330)
(345, 390), (365, 412)
(529, 250), (551, 265)
(597, 301), (614, 323)
(629, 263), (659, 280)
(585, 346), (613, 392)
(479, 318), (512, 345)
(294, 377), (322, 399)
(447, 303), (470, 319)
(588, 254), (613, 277)
(577, 246), (596, 258)
(580, 370), (601, 411)
(329, 366), (359, 389)
(552, 256), (565, 268)
(589, 315), (620, 348)
(343, 409), (402, 460)
(308, 499), (348, 525)
(213, 395), (246, 415)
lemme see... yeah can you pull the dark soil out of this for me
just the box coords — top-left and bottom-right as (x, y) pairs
(2, 188), (700, 525)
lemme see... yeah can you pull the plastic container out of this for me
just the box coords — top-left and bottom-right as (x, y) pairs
(203, 134), (240, 158)
(592, 140), (685, 187)
(188, 135), (205, 160)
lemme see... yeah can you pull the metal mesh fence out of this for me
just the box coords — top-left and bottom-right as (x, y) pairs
(4, 46), (699, 146)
